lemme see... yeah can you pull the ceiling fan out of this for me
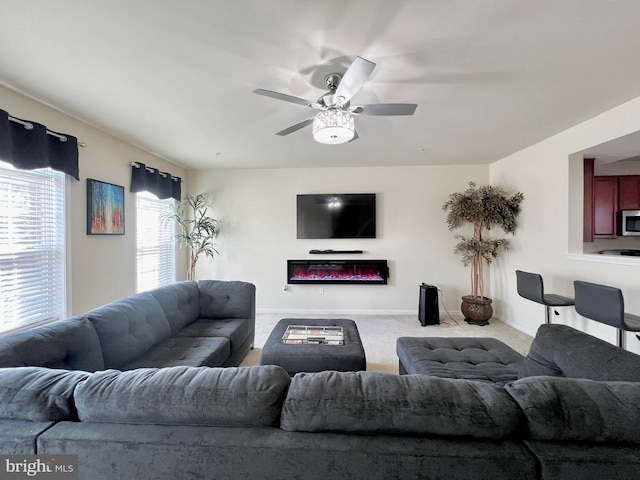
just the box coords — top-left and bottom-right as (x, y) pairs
(253, 56), (417, 144)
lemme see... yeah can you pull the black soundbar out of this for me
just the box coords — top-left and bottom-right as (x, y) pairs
(309, 249), (364, 254)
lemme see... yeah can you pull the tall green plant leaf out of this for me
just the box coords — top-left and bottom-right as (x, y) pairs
(162, 192), (219, 280)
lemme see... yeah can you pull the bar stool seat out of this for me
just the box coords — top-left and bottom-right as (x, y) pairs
(574, 280), (640, 349)
(625, 314), (640, 332)
(516, 270), (574, 324)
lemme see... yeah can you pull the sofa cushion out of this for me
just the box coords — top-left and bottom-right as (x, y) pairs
(523, 440), (640, 480)
(519, 324), (640, 381)
(149, 280), (200, 334)
(176, 318), (252, 350)
(122, 337), (230, 369)
(0, 419), (56, 454)
(198, 280), (255, 320)
(0, 367), (89, 421)
(281, 371), (522, 439)
(74, 365), (290, 427)
(0, 316), (104, 371)
(505, 376), (640, 443)
(85, 293), (172, 369)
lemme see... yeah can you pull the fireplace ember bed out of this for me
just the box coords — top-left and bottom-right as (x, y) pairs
(287, 259), (389, 285)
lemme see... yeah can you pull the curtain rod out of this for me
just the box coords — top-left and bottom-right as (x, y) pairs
(131, 162), (181, 181)
(8, 115), (87, 148)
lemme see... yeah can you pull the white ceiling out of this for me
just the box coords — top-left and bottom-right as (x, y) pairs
(2, 0), (640, 170)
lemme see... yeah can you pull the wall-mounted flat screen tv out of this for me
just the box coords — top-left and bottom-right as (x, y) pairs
(297, 193), (376, 239)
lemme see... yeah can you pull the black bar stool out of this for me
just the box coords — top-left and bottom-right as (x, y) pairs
(574, 280), (640, 350)
(516, 270), (575, 324)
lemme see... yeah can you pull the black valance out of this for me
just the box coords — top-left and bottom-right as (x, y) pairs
(0, 109), (79, 180)
(130, 162), (181, 201)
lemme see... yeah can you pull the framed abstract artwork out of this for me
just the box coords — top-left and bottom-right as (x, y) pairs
(87, 178), (125, 235)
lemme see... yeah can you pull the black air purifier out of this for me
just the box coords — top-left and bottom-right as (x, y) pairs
(418, 283), (440, 326)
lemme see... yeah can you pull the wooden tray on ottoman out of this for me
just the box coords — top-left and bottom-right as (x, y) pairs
(260, 318), (366, 375)
(282, 325), (344, 345)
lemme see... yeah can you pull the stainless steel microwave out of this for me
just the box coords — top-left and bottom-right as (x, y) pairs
(617, 210), (640, 236)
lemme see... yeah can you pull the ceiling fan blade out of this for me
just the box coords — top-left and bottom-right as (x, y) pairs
(275, 118), (314, 136)
(351, 103), (417, 116)
(253, 88), (317, 108)
(334, 57), (376, 103)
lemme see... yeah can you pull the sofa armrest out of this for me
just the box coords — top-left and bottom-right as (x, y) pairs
(519, 324), (640, 381)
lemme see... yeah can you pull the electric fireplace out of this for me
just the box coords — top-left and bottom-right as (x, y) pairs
(287, 259), (388, 285)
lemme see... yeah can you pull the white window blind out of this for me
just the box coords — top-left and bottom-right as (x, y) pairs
(0, 160), (66, 334)
(136, 192), (176, 292)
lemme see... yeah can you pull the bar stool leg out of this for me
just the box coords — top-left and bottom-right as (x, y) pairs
(545, 306), (551, 324)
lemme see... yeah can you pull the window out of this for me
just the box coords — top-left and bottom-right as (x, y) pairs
(136, 192), (175, 292)
(0, 160), (66, 334)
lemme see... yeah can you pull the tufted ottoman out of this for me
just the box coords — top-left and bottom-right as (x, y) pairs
(260, 318), (366, 375)
(396, 337), (525, 385)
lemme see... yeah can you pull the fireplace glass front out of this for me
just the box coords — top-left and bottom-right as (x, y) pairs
(287, 259), (388, 285)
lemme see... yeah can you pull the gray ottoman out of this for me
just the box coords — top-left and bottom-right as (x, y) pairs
(260, 318), (366, 375)
(396, 337), (525, 385)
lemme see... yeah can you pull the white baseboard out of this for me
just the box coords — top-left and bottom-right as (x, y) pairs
(256, 308), (418, 316)
(492, 314), (537, 337)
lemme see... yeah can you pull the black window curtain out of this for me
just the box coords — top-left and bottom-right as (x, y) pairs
(0, 109), (79, 180)
(130, 162), (181, 201)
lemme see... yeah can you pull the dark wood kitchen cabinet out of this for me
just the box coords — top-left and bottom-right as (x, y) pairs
(584, 160), (640, 241)
(618, 175), (640, 210)
(593, 176), (618, 237)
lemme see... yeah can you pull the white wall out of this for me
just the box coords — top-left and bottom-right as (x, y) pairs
(1, 83), (489, 320)
(7, 79), (640, 354)
(491, 95), (640, 354)
(0, 84), (188, 315)
(190, 165), (488, 314)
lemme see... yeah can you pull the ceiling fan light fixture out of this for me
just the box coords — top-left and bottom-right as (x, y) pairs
(312, 109), (354, 144)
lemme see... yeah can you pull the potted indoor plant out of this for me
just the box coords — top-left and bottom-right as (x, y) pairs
(164, 192), (220, 280)
(442, 182), (524, 325)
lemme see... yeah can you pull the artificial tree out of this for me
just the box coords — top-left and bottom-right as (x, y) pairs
(164, 192), (219, 280)
(442, 182), (524, 324)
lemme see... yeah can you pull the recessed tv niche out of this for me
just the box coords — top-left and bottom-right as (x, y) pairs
(296, 193), (376, 239)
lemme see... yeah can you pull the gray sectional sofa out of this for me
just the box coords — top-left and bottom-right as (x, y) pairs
(1, 344), (640, 479)
(1, 291), (640, 479)
(0, 280), (256, 371)
(397, 323), (640, 479)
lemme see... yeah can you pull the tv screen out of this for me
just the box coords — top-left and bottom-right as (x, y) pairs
(297, 193), (376, 239)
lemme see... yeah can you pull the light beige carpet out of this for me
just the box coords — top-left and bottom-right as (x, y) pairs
(240, 312), (534, 374)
